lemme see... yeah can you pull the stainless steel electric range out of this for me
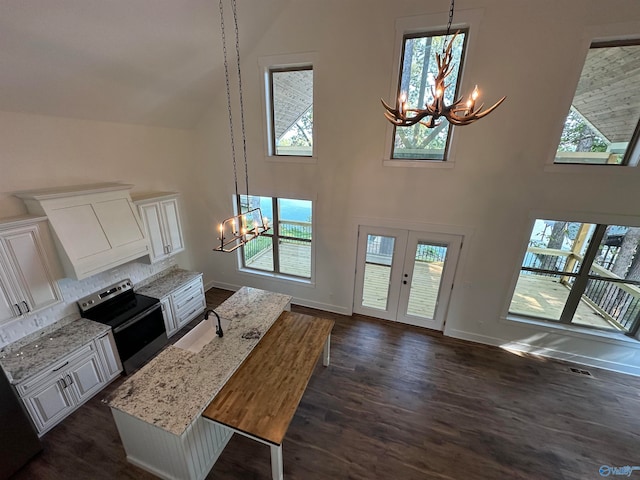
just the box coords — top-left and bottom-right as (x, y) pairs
(78, 279), (167, 374)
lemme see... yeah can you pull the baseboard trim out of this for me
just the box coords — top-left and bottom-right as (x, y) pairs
(207, 281), (351, 316)
(447, 328), (640, 377)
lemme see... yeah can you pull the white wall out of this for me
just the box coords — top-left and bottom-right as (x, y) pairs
(1, 0), (640, 374)
(0, 111), (196, 345)
(191, 0), (640, 374)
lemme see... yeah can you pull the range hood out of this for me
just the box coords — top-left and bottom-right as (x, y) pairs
(15, 183), (149, 280)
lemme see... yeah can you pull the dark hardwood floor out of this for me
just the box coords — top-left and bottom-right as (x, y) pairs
(12, 287), (640, 480)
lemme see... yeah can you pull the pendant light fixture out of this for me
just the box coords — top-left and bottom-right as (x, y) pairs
(382, 0), (505, 128)
(214, 0), (269, 253)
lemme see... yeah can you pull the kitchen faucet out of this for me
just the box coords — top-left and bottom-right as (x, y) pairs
(204, 309), (224, 337)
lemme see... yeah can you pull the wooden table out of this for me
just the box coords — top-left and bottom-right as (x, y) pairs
(202, 311), (334, 480)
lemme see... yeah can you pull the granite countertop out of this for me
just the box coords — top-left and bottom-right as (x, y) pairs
(106, 287), (292, 436)
(136, 268), (202, 299)
(0, 317), (111, 384)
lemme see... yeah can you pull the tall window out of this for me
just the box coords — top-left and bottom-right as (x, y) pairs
(268, 66), (313, 157)
(392, 30), (467, 161)
(509, 219), (640, 336)
(554, 40), (640, 166)
(238, 195), (312, 279)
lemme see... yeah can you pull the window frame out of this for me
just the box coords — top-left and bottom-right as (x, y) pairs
(390, 28), (469, 162)
(236, 194), (314, 283)
(258, 52), (318, 165)
(268, 65), (314, 158)
(506, 216), (640, 338)
(551, 38), (640, 168)
(382, 9), (484, 168)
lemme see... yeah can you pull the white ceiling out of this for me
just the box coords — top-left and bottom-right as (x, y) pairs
(0, 0), (287, 129)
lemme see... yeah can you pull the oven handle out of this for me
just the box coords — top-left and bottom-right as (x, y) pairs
(113, 303), (162, 334)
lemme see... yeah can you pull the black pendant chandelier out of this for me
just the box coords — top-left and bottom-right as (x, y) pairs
(214, 0), (269, 253)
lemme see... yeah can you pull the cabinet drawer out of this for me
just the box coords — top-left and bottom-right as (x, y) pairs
(175, 294), (205, 320)
(17, 343), (96, 396)
(172, 280), (204, 312)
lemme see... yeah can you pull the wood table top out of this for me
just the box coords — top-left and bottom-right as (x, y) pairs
(201, 311), (334, 446)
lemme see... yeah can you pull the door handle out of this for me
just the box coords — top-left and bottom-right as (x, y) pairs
(66, 374), (73, 386)
(403, 281), (407, 284)
(21, 301), (30, 313)
(13, 303), (22, 316)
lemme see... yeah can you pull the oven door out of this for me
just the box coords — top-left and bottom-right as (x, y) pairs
(112, 303), (167, 372)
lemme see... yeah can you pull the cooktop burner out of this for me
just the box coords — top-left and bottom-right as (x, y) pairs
(78, 279), (160, 329)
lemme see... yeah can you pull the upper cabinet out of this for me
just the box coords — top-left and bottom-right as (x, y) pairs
(0, 216), (63, 324)
(15, 183), (149, 280)
(133, 193), (185, 263)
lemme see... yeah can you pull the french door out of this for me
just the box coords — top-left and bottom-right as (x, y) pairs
(353, 226), (462, 330)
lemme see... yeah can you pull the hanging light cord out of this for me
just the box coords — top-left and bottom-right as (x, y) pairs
(443, 0), (454, 52)
(218, 0), (239, 198)
(231, 0), (250, 199)
(218, 0), (250, 202)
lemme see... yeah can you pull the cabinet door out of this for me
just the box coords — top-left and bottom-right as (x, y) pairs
(161, 296), (178, 338)
(95, 332), (123, 381)
(0, 264), (20, 323)
(139, 203), (168, 262)
(23, 377), (74, 434)
(160, 199), (184, 255)
(0, 224), (61, 313)
(66, 353), (104, 404)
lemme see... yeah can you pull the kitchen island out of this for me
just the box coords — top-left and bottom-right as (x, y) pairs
(107, 287), (333, 480)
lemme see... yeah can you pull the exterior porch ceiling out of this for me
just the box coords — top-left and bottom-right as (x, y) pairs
(572, 45), (640, 143)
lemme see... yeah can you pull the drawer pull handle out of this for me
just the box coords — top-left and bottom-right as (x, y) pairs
(57, 378), (66, 389)
(13, 303), (22, 316)
(66, 374), (73, 386)
(22, 301), (30, 313)
(52, 361), (69, 372)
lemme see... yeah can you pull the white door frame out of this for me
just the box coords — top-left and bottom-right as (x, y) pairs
(353, 225), (463, 331)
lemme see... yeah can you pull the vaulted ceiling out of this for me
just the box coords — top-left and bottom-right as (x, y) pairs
(0, 0), (289, 129)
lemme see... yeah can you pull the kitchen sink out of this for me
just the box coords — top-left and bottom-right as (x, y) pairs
(173, 317), (231, 354)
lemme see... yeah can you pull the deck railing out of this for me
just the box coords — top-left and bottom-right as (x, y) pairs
(243, 220), (311, 262)
(522, 246), (640, 333)
(366, 236), (446, 263)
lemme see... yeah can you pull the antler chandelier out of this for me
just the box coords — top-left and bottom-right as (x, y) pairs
(214, 0), (269, 253)
(382, 0), (505, 128)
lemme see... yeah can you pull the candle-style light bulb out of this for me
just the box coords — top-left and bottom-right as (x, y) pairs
(399, 92), (407, 115)
(468, 85), (479, 112)
(435, 88), (443, 98)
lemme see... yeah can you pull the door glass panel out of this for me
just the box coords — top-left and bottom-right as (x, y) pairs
(406, 242), (447, 319)
(361, 235), (395, 310)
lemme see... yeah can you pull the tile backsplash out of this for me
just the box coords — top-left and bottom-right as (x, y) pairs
(0, 257), (177, 348)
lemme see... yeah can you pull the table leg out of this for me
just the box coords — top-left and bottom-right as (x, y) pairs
(270, 444), (284, 480)
(323, 333), (331, 367)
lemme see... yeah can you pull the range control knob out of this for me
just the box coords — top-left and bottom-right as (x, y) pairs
(82, 302), (87, 307)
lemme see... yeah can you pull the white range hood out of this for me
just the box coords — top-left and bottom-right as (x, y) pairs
(15, 183), (149, 280)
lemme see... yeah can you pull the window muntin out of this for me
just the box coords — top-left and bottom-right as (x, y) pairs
(554, 41), (640, 166)
(391, 30), (467, 161)
(269, 67), (313, 157)
(238, 195), (312, 279)
(509, 219), (640, 335)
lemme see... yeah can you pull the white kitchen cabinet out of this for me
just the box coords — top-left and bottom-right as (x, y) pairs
(171, 277), (206, 330)
(16, 332), (122, 436)
(95, 330), (123, 381)
(156, 276), (205, 338)
(134, 193), (185, 263)
(0, 216), (62, 324)
(160, 296), (178, 338)
(15, 183), (149, 280)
